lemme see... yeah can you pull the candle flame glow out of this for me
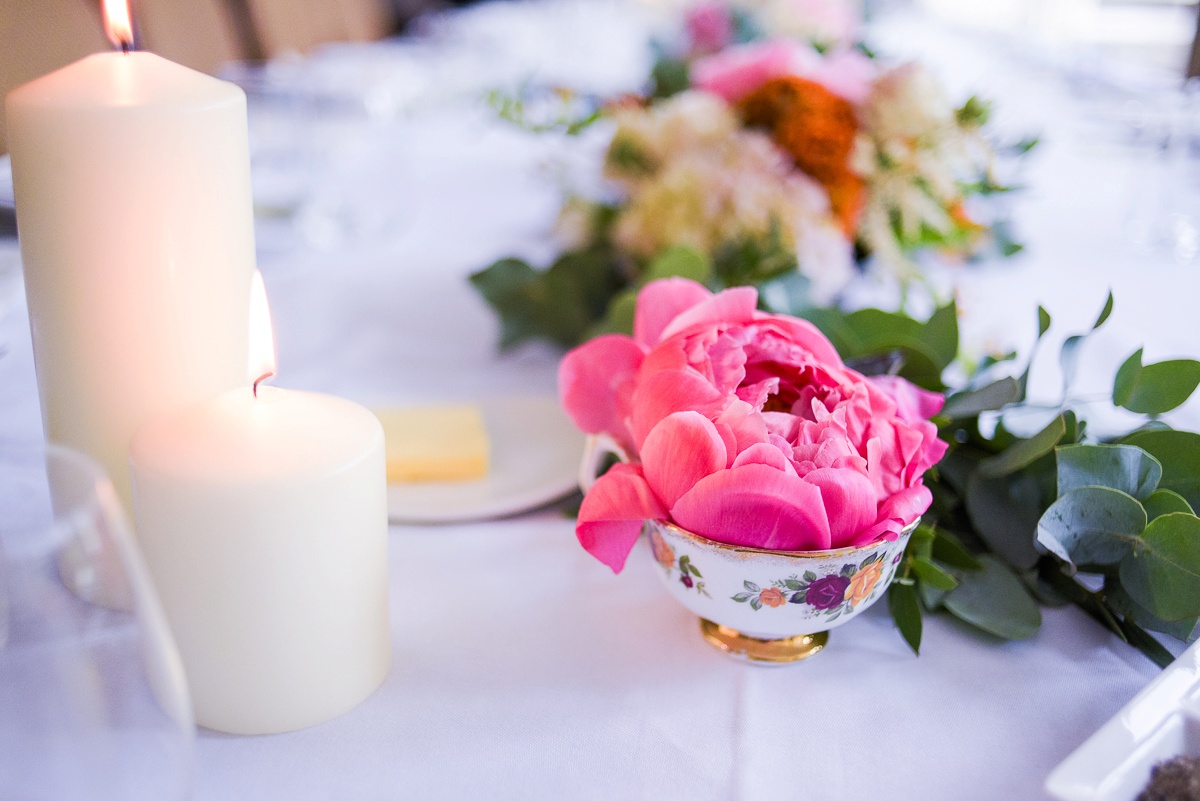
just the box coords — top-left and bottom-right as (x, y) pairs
(102, 0), (135, 51)
(248, 271), (277, 394)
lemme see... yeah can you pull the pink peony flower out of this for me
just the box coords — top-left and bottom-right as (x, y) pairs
(692, 41), (877, 107)
(685, 2), (735, 55)
(559, 278), (947, 573)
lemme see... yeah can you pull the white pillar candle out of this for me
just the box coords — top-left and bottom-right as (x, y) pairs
(5, 4), (255, 511)
(129, 275), (391, 735)
(130, 386), (391, 735)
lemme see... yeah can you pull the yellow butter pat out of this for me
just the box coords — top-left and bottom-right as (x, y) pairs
(374, 405), (490, 483)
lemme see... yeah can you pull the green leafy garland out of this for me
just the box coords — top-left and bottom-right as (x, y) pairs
(811, 294), (1200, 666)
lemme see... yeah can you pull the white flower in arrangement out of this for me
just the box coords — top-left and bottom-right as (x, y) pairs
(853, 62), (996, 277)
(861, 63), (954, 143)
(605, 91), (853, 302)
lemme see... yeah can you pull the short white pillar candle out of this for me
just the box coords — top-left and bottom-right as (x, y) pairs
(129, 386), (391, 735)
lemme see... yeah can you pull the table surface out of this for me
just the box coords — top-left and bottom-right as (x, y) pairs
(2, 1), (1199, 798)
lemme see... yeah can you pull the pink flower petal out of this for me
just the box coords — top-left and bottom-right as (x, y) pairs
(745, 316), (845, 370)
(791, 46), (876, 105)
(641, 411), (727, 508)
(659, 285), (759, 341)
(634, 278), (714, 350)
(870, 375), (945, 420)
(577, 463), (668, 573)
(629, 368), (726, 450)
(559, 335), (644, 448)
(802, 467), (877, 549)
(852, 484), (932, 547)
(671, 463), (832, 551)
(731, 442), (797, 475)
(716, 398), (770, 455)
(685, 2), (734, 53)
(692, 41), (798, 104)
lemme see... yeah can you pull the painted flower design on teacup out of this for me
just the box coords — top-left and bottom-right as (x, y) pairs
(732, 549), (894, 619)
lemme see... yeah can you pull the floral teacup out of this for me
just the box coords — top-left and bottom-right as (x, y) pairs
(646, 518), (916, 664)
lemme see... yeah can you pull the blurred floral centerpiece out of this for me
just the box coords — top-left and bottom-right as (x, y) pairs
(473, 0), (1029, 350)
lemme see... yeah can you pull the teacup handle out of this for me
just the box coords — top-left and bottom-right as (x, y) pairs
(578, 434), (628, 493)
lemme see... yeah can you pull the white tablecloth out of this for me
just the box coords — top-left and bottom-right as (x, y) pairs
(2, 1), (1197, 797)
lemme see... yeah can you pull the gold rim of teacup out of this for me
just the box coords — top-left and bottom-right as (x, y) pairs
(647, 517), (920, 560)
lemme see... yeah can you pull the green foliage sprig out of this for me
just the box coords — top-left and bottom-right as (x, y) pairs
(810, 295), (1200, 666)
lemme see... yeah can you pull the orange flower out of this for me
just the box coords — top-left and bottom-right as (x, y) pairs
(759, 587), (786, 607)
(845, 560), (885, 607)
(650, 529), (676, 568)
(739, 76), (863, 235)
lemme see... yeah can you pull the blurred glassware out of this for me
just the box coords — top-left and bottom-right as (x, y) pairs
(0, 443), (194, 800)
(1124, 78), (1200, 265)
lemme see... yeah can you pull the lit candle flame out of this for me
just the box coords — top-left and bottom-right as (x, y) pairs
(248, 271), (277, 396)
(102, 0), (135, 52)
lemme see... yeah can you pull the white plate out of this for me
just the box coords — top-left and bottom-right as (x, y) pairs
(386, 395), (585, 524)
(1045, 639), (1200, 801)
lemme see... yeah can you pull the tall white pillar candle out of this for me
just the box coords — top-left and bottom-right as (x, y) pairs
(6, 29), (255, 509)
(129, 385), (391, 735)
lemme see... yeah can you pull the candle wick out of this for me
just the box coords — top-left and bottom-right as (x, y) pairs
(120, 41), (133, 54)
(253, 372), (275, 398)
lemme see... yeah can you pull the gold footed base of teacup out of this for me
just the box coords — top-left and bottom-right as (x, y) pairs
(699, 619), (829, 665)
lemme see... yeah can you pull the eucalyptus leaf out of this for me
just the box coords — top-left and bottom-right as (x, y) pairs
(911, 557), (959, 591)
(977, 414), (1066, 479)
(1036, 486), (1147, 567)
(1120, 513), (1200, 621)
(801, 305), (954, 390)
(932, 529), (983, 570)
(1121, 430), (1200, 512)
(1021, 570), (1071, 608)
(1113, 349), (1200, 415)
(965, 470), (1045, 570)
(1144, 489), (1196, 520)
(1055, 444), (1162, 501)
(1038, 306), (1051, 337)
(919, 579), (949, 611)
(1018, 306), (1051, 396)
(925, 302), (960, 373)
(909, 525), (936, 561)
(1059, 334), (1085, 395)
(941, 377), (1021, 420)
(943, 555), (1042, 640)
(888, 581), (922, 654)
(1107, 582), (1200, 644)
(1093, 292), (1114, 329)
